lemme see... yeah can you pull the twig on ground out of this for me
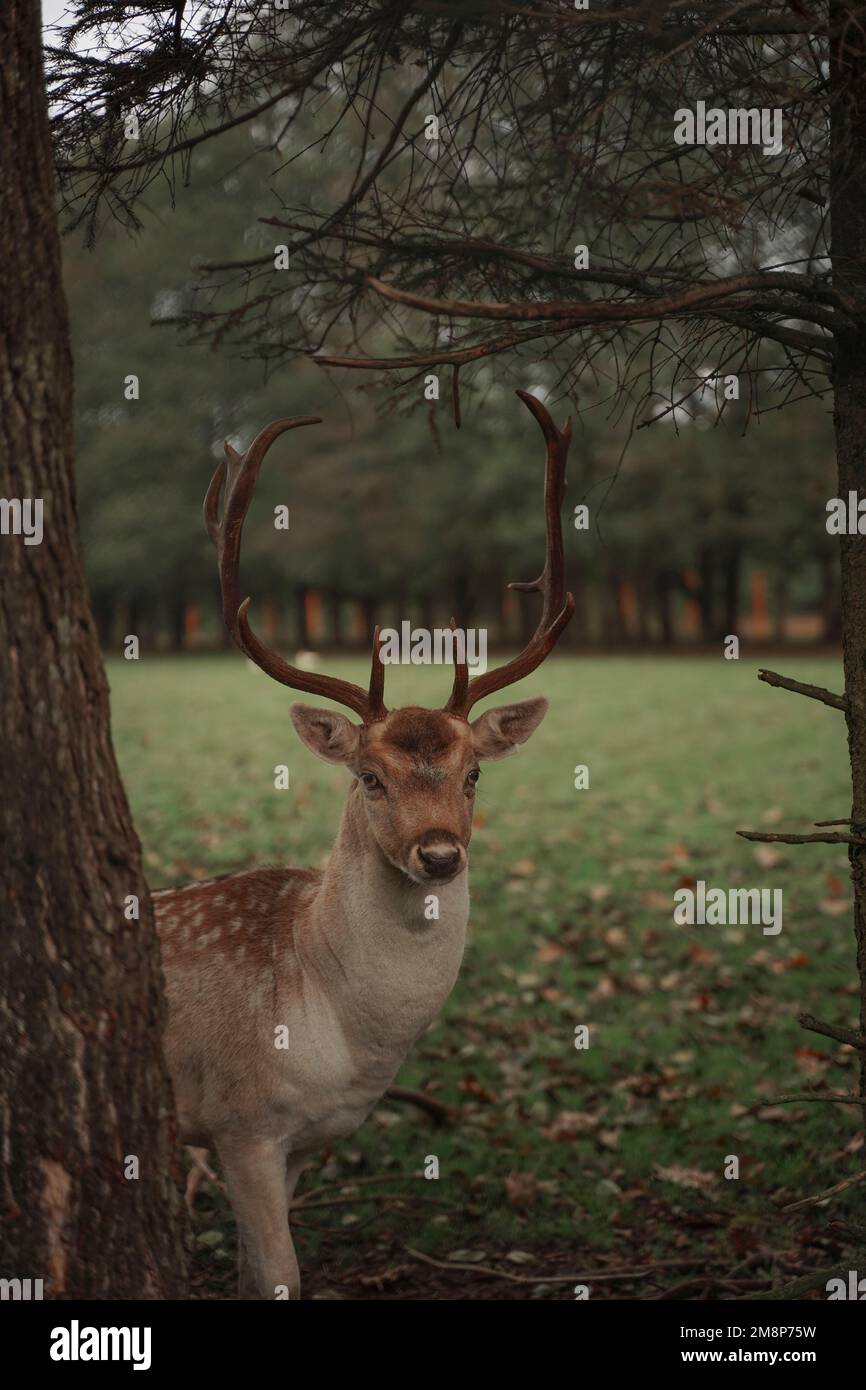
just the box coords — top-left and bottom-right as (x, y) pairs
(293, 1192), (452, 1213)
(782, 1171), (866, 1212)
(403, 1246), (711, 1285)
(292, 1173), (427, 1205)
(752, 1092), (866, 1107)
(748, 1260), (856, 1301)
(384, 1085), (452, 1124)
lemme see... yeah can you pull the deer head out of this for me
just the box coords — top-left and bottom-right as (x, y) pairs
(204, 391), (575, 884)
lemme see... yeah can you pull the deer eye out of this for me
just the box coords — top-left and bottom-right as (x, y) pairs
(466, 768), (481, 787)
(359, 771), (382, 792)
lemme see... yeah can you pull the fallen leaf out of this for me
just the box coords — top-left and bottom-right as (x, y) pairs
(654, 1163), (717, 1190)
(659, 842), (690, 871)
(545, 1111), (598, 1141)
(537, 943), (565, 963)
(819, 899), (848, 917)
(358, 1265), (410, 1289)
(753, 845), (783, 869)
(458, 1074), (498, 1103)
(504, 1172), (538, 1209)
(510, 859), (536, 878)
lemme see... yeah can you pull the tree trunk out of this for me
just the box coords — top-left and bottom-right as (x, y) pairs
(0, 0), (187, 1296)
(830, 2), (866, 1120)
(418, 593), (435, 637)
(697, 549), (716, 643)
(329, 589), (343, 649)
(568, 558), (586, 645)
(772, 574), (789, 646)
(170, 596), (186, 652)
(721, 544), (741, 637)
(295, 584), (310, 647)
(452, 570), (476, 629)
(360, 595), (378, 648)
(656, 571), (675, 646)
(604, 570), (626, 645)
(820, 549), (842, 641)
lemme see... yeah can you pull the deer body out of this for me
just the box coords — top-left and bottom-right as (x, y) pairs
(157, 789), (470, 1160)
(161, 392), (574, 1298)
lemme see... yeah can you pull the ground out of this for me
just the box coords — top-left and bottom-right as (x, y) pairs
(109, 651), (864, 1300)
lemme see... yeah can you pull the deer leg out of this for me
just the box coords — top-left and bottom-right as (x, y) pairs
(283, 1152), (308, 1292)
(216, 1136), (298, 1301)
(184, 1146), (222, 1209)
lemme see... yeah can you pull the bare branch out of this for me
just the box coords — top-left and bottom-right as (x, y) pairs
(798, 1012), (866, 1051)
(363, 272), (838, 331)
(758, 668), (848, 711)
(782, 1171), (866, 1213)
(737, 830), (866, 845)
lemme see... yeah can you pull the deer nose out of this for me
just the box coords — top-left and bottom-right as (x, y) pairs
(417, 841), (463, 878)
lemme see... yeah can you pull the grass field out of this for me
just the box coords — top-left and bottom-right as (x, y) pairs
(110, 652), (864, 1299)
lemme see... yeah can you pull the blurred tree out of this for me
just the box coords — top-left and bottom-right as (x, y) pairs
(62, 140), (836, 650)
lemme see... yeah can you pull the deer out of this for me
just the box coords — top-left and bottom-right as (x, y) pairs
(152, 390), (574, 1299)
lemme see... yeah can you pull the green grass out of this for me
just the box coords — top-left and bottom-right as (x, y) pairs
(109, 652), (863, 1293)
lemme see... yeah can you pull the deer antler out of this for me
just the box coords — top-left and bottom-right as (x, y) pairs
(204, 416), (387, 723)
(444, 390), (575, 717)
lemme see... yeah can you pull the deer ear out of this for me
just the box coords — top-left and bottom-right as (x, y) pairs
(470, 697), (549, 761)
(290, 704), (360, 765)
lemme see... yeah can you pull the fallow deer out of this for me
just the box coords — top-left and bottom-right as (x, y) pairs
(153, 390), (574, 1299)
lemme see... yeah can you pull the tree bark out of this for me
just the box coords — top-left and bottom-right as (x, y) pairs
(170, 596), (186, 652)
(830, 2), (866, 1121)
(721, 544), (741, 637)
(329, 589), (343, 649)
(772, 573), (789, 645)
(820, 549), (842, 641)
(655, 571), (675, 645)
(294, 584), (310, 646)
(0, 0), (187, 1296)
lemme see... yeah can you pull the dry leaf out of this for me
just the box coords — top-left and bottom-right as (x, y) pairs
(654, 1163), (717, 1190)
(504, 1172), (538, 1209)
(510, 858), (536, 878)
(546, 1110), (598, 1141)
(537, 943), (565, 963)
(753, 845), (783, 869)
(819, 899), (849, 917)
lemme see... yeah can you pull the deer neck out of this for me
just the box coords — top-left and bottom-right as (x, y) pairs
(305, 786), (469, 1060)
